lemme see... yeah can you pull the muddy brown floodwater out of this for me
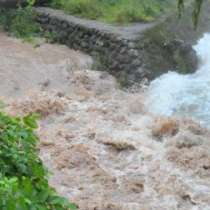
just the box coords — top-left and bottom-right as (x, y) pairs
(1, 32), (210, 210)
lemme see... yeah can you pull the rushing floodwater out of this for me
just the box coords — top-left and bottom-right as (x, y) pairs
(147, 33), (210, 126)
(2, 32), (210, 210)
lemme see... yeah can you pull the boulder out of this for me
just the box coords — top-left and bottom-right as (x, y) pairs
(164, 39), (198, 74)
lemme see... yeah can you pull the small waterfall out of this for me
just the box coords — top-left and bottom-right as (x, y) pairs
(146, 33), (210, 126)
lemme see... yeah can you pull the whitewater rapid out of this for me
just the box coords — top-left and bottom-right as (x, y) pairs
(146, 33), (210, 126)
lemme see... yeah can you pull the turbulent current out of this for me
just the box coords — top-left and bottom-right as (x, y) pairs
(1, 32), (210, 210)
(147, 33), (210, 126)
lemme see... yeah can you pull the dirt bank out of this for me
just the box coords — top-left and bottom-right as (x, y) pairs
(1, 32), (210, 210)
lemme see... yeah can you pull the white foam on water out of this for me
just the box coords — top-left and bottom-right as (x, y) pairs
(146, 33), (210, 125)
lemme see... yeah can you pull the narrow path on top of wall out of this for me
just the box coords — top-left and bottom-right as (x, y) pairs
(35, 7), (156, 40)
(1, 32), (210, 210)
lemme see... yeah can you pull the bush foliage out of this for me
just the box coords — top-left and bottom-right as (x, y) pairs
(0, 112), (76, 210)
(0, 0), (54, 42)
(0, 7), (42, 41)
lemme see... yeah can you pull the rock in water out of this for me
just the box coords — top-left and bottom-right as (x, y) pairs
(164, 39), (198, 74)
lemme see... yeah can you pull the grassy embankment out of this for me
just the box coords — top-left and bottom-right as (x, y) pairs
(0, 0), (175, 41)
(49, 0), (174, 24)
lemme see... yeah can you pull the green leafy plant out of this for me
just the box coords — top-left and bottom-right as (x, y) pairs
(0, 0), (55, 42)
(0, 7), (42, 41)
(0, 112), (77, 210)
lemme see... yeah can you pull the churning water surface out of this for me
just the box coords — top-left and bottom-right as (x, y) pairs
(146, 33), (210, 126)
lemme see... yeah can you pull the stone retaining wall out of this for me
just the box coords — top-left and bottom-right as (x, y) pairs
(35, 7), (199, 85)
(35, 7), (157, 85)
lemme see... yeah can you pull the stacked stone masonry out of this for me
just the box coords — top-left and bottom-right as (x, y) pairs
(35, 7), (199, 85)
(35, 7), (154, 84)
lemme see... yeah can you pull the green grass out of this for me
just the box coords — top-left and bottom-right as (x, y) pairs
(50, 0), (174, 24)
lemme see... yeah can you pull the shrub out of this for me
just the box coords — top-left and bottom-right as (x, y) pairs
(0, 3), (55, 42)
(0, 112), (77, 210)
(0, 7), (42, 41)
(10, 7), (41, 39)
